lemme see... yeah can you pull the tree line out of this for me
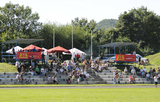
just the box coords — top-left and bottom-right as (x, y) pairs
(1, 3), (160, 61)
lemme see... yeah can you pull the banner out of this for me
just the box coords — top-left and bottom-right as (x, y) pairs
(17, 52), (41, 59)
(115, 54), (136, 62)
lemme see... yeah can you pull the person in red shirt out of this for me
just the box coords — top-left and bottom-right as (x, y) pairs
(76, 53), (80, 62)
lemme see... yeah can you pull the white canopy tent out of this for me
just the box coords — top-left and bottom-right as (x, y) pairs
(6, 46), (23, 54)
(42, 47), (48, 55)
(63, 48), (86, 55)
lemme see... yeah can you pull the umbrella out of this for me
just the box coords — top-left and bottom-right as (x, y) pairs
(22, 44), (44, 51)
(47, 46), (70, 53)
(63, 48), (86, 55)
(6, 46), (23, 54)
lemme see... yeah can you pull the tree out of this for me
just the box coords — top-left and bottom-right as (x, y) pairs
(116, 6), (160, 54)
(0, 2), (41, 40)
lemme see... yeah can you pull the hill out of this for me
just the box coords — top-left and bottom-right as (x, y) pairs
(0, 63), (17, 72)
(145, 52), (160, 66)
(95, 19), (118, 30)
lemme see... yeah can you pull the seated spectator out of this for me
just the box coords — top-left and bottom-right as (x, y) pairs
(67, 61), (73, 72)
(129, 75), (136, 84)
(63, 61), (67, 69)
(41, 66), (45, 76)
(28, 66), (34, 75)
(157, 67), (160, 74)
(153, 68), (156, 74)
(63, 68), (68, 75)
(158, 73), (160, 79)
(124, 67), (128, 74)
(48, 67), (53, 74)
(48, 75), (53, 84)
(141, 71), (145, 78)
(67, 76), (72, 84)
(149, 67), (153, 74)
(143, 67), (147, 73)
(85, 73), (90, 80)
(131, 68), (136, 75)
(60, 67), (64, 74)
(119, 70), (123, 78)
(16, 73), (21, 82)
(98, 64), (103, 72)
(140, 68), (143, 73)
(17, 66), (21, 73)
(146, 73), (151, 80)
(52, 75), (58, 84)
(129, 65), (134, 71)
(35, 66), (40, 75)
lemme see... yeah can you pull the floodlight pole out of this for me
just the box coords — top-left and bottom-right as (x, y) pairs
(91, 30), (92, 60)
(53, 29), (55, 48)
(72, 26), (73, 49)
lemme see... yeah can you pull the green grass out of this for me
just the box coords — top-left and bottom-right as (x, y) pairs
(145, 52), (160, 66)
(0, 84), (155, 87)
(0, 63), (16, 72)
(0, 88), (159, 102)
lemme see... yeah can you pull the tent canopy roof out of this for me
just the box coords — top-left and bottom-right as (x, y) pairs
(99, 42), (136, 48)
(2, 39), (44, 44)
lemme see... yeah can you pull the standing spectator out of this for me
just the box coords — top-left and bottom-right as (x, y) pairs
(60, 55), (63, 62)
(91, 53), (94, 60)
(72, 52), (76, 62)
(17, 66), (21, 73)
(76, 53), (80, 62)
(41, 52), (45, 64)
(81, 53), (84, 63)
(52, 52), (57, 62)
(133, 51), (136, 55)
(45, 53), (49, 64)
(32, 47), (37, 52)
(31, 56), (35, 67)
(12, 46), (15, 54)
(99, 52), (104, 60)
(15, 60), (20, 67)
(154, 74), (158, 88)
(129, 75), (136, 84)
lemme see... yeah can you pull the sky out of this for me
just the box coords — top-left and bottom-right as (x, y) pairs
(0, 0), (160, 24)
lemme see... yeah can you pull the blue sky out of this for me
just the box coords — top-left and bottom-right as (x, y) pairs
(1, 0), (160, 24)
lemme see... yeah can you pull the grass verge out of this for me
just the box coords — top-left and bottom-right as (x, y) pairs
(0, 84), (155, 87)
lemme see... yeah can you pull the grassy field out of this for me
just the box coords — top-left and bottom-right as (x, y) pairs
(0, 88), (159, 102)
(0, 63), (16, 72)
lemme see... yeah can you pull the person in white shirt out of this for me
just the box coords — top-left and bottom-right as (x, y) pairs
(143, 67), (147, 73)
(16, 73), (21, 82)
(154, 75), (158, 88)
(85, 73), (90, 80)
(60, 68), (64, 74)
(146, 73), (150, 80)
(124, 67), (128, 74)
(140, 68), (143, 73)
(72, 52), (76, 62)
(41, 67), (44, 76)
(131, 68), (136, 75)
(45, 53), (49, 64)
(133, 51), (136, 55)
(15, 60), (20, 67)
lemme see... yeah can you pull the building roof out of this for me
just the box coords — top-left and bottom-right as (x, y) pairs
(99, 42), (136, 48)
(2, 39), (44, 44)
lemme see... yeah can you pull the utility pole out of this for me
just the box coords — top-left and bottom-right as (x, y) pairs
(72, 26), (73, 49)
(91, 30), (92, 60)
(53, 29), (55, 48)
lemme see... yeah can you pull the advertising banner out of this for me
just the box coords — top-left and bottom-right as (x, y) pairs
(115, 54), (136, 62)
(17, 52), (41, 59)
